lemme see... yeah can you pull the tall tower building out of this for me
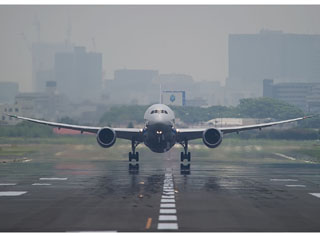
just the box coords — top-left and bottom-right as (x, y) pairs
(54, 46), (102, 103)
(226, 29), (320, 105)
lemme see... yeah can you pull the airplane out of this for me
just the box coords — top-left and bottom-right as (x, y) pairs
(6, 103), (311, 163)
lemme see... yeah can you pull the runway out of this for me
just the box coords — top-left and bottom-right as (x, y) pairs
(0, 145), (320, 232)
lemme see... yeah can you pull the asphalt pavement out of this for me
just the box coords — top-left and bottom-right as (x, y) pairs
(0, 147), (319, 232)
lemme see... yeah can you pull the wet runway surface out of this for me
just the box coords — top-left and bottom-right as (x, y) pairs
(0, 149), (320, 232)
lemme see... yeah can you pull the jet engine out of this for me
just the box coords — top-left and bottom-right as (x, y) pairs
(202, 128), (223, 148)
(96, 127), (116, 148)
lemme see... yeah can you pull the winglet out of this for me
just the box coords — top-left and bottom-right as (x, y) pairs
(5, 113), (18, 119)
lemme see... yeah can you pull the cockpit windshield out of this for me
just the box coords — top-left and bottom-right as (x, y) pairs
(150, 110), (168, 114)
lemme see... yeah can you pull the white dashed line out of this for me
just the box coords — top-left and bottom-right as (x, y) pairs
(159, 215), (177, 221)
(160, 203), (176, 208)
(32, 183), (52, 186)
(163, 192), (175, 195)
(270, 179), (298, 182)
(161, 199), (175, 203)
(309, 193), (320, 198)
(160, 209), (177, 214)
(39, 178), (68, 181)
(158, 170), (179, 231)
(0, 183), (16, 186)
(157, 223), (178, 230)
(273, 153), (296, 161)
(162, 195), (175, 199)
(285, 185), (306, 187)
(0, 191), (27, 196)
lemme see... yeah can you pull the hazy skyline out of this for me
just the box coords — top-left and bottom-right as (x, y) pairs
(1, 5), (320, 92)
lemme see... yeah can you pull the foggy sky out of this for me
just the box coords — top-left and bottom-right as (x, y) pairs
(1, 5), (320, 92)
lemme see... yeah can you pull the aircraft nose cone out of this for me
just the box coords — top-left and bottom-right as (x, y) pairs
(147, 115), (172, 127)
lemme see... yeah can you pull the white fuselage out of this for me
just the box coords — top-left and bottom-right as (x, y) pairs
(143, 104), (176, 153)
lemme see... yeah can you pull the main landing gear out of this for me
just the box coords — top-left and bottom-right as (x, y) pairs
(180, 140), (191, 175)
(129, 139), (140, 162)
(180, 140), (191, 162)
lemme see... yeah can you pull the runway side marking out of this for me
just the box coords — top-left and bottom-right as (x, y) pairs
(270, 179), (298, 182)
(159, 215), (177, 221)
(161, 199), (175, 203)
(157, 223), (178, 230)
(145, 217), (152, 230)
(39, 178), (68, 181)
(0, 183), (16, 186)
(285, 185), (306, 187)
(160, 209), (176, 214)
(273, 153), (296, 161)
(304, 160), (317, 164)
(32, 183), (52, 186)
(309, 193), (320, 198)
(0, 191), (27, 196)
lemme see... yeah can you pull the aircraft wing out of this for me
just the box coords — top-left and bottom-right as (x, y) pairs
(176, 116), (312, 142)
(6, 114), (143, 141)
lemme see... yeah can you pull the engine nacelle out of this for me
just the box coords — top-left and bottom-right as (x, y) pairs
(202, 128), (223, 148)
(96, 127), (116, 148)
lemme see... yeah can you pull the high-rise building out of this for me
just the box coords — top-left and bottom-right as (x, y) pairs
(32, 42), (73, 92)
(226, 29), (320, 105)
(0, 82), (19, 104)
(54, 46), (103, 102)
(104, 69), (159, 105)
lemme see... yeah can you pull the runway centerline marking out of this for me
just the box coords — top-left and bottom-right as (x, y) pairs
(158, 170), (178, 231)
(0, 191), (27, 196)
(159, 215), (177, 221)
(160, 209), (176, 214)
(0, 183), (16, 186)
(161, 199), (175, 203)
(157, 223), (178, 230)
(162, 195), (175, 199)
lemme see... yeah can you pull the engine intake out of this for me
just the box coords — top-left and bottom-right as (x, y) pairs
(202, 128), (223, 148)
(97, 127), (116, 148)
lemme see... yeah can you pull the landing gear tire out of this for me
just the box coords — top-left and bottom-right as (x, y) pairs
(128, 152), (139, 162)
(180, 151), (191, 162)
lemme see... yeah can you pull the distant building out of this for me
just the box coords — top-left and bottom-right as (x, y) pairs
(54, 46), (102, 103)
(104, 69), (159, 105)
(32, 42), (73, 92)
(226, 29), (320, 105)
(263, 79), (320, 112)
(0, 82), (19, 104)
(0, 103), (22, 125)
